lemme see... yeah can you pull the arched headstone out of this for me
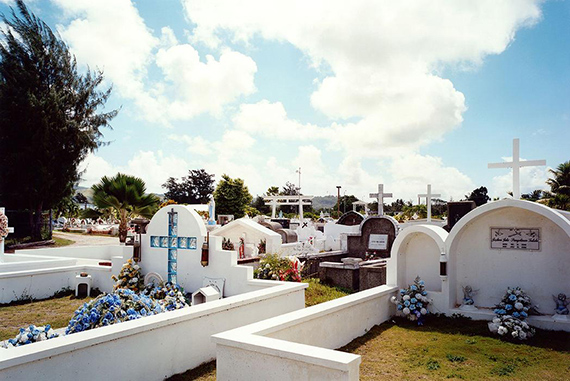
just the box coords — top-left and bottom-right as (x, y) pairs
(347, 216), (399, 258)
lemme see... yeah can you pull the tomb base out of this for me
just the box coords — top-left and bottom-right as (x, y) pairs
(459, 304), (478, 311)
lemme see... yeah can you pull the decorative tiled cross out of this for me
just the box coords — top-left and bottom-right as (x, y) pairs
(418, 184), (441, 222)
(369, 184), (392, 216)
(0, 207), (14, 256)
(488, 138), (546, 200)
(149, 208), (197, 284)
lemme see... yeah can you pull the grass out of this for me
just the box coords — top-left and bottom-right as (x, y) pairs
(339, 315), (570, 380)
(302, 278), (352, 307)
(0, 293), (94, 341)
(52, 236), (75, 247)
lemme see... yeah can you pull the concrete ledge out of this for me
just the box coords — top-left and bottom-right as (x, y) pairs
(213, 285), (398, 381)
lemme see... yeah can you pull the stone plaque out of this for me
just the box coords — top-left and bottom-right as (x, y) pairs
(369, 234), (388, 250)
(490, 227), (540, 250)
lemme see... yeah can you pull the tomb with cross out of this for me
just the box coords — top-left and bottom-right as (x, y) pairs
(0, 207), (14, 257)
(488, 138), (546, 200)
(264, 195), (314, 220)
(418, 184), (441, 222)
(143, 205), (206, 289)
(369, 184), (392, 216)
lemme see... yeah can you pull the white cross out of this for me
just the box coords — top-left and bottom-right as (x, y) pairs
(264, 198), (279, 218)
(418, 184), (441, 222)
(488, 138), (546, 200)
(369, 184), (392, 216)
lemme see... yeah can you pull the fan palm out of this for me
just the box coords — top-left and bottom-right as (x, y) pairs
(543, 161), (570, 211)
(91, 173), (158, 242)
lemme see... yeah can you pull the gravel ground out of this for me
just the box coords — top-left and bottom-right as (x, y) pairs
(53, 231), (119, 246)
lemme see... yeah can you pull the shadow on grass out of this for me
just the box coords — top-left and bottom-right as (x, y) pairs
(166, 360), (216, 381)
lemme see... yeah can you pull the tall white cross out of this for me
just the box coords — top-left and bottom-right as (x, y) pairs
(369, 184), (392, 216)
(264, 198), (279, 218)
(418, 184), (441, 222)
(488, 138), (546, 200)
(0, 207), (14, 256)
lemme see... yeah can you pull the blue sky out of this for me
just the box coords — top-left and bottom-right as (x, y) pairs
(1, 0), (568, 202)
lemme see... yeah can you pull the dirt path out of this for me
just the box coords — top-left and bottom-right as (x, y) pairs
(53, 231), (119, 246)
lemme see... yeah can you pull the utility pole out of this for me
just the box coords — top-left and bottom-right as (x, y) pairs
(336, 185), (341, 217)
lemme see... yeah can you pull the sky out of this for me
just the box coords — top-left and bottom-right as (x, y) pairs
(1, 0), (569, 203)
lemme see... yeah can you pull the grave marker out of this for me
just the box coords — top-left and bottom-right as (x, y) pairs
(369, 184), (392, 216)
(488, 138), (546, 200)
(418, 184), (441, 222)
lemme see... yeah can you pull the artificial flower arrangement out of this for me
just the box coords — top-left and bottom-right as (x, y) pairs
(0, 212), (8, 241)
(391, 276), (430, 325)
(488, 286), (535, 340)
(1, 324), (58, 348)
(141, 282), (189, 311)
(254, 254), (303, 282)
(112, 258), (144, 292)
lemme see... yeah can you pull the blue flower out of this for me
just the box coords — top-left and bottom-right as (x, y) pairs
(419, 280), (425, 286)
(422, 291), (427, 296)
(509, 294), (517, 301)
(520, 311), (528, 318)
(505, 304), (513, 310)
(411, 285), (418, 291)
(512, 312), (520, 318)
(417, 302), (423, 308)
(404, 300), (410, 306)
(400, 289), (405, 295)
(397, 305), (403, 310)
(411, 298), (417, 303)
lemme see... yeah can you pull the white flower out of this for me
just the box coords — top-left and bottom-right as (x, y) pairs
(519, 331), (527, 340)
(390, 296), (398, 304)
(403, 307), (410, 315)
(498, 326), (507, 335)
(493, 318), (501, 324)
(512, 331), (519, 338)
(514, 302), (523, 310)
(420, 308), (427, 315)
(403, 295), (410, 301)
(415, 293), (422, 299)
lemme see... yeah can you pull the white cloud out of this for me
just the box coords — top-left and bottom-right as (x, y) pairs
(54, 0), (258, 124)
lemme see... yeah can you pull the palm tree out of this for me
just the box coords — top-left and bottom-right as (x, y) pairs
(544, 161), (570, 211)
(91, 173), (159, 242)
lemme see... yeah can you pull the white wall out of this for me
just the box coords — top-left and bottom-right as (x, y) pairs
(13, 246), (131, 261)
(214, 285), (398, 381)
(399, 233), (442, 292)
(449, 207), (570, 311)
(0, 282), (306, 380)
(211, 219), (282, 254)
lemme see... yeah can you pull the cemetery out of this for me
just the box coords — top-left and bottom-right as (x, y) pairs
(0, 2), (568, 379)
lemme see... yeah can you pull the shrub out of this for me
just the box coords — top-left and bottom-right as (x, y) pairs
(254, 254), (303, 282)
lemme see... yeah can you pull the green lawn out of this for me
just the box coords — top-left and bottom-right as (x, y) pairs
(340, 315), (570, 380)
(0, 294), (94, 341)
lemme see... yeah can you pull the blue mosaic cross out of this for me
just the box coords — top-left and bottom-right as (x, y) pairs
(149, 208), (198, 284)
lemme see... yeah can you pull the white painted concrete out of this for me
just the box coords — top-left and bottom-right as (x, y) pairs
(0, 281), (307, 380)
(214, 285), (398, 381)
(211, 218), (282, 254)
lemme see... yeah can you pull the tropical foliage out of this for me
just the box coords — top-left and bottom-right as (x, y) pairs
(0, 0), (117, 240)
(162, 169), (214, 204)
(213, 174), (252, 218)
(91, 173), (158, 242)
(543, 161), (570, 211)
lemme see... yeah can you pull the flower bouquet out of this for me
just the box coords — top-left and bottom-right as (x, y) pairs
(66, 289), (163, 334)
(392, 276), (430, 325)
(142, 282), (189, 310)
(2, 324), (58, 348)
(254, 254), (303, 282)
(488, 286), (535, 340)
(112, 258), (144, 292)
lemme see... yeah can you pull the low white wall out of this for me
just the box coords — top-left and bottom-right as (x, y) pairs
(0, 281), (307, 380)
(214, 285), (398, 381)
(14, 246), (131, 261)
(0, 264), (114, 303)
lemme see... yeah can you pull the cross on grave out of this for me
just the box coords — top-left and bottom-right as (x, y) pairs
(488, 138), (546, 200)
(0, 207), (14, 256)
(149, 208), (198, 284)
(369, 184), (392, 216)
(418, 184), (441, 222)
(264, 198), (279, 219)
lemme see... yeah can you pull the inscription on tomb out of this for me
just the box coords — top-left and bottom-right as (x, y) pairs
(369, 234), (388, 250)
(490, 227), (540, 250)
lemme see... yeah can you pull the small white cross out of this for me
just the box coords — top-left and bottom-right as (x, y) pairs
(369, 184), (392, 216)
(418, 184), (441, 222)
(488, 138), (546, 200)
(264, 198), (279, 218)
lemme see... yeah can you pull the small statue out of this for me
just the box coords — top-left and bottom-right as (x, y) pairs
(462, 285), (478, 306)
(553, 293), (569, 315)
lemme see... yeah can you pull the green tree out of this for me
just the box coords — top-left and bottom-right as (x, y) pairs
(213, 174), (252, 218)
(334, 195), (359, 214)
(91, 173), (159, 242)
(465, 186), (490, 207)
(162, 169), (215, 204)
(0, 1), (117, 240)
(543, 161), (570, 210)
(521, 190), (544, 202)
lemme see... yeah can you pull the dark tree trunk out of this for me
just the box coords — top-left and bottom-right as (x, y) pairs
(29, 203), (44, 241)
